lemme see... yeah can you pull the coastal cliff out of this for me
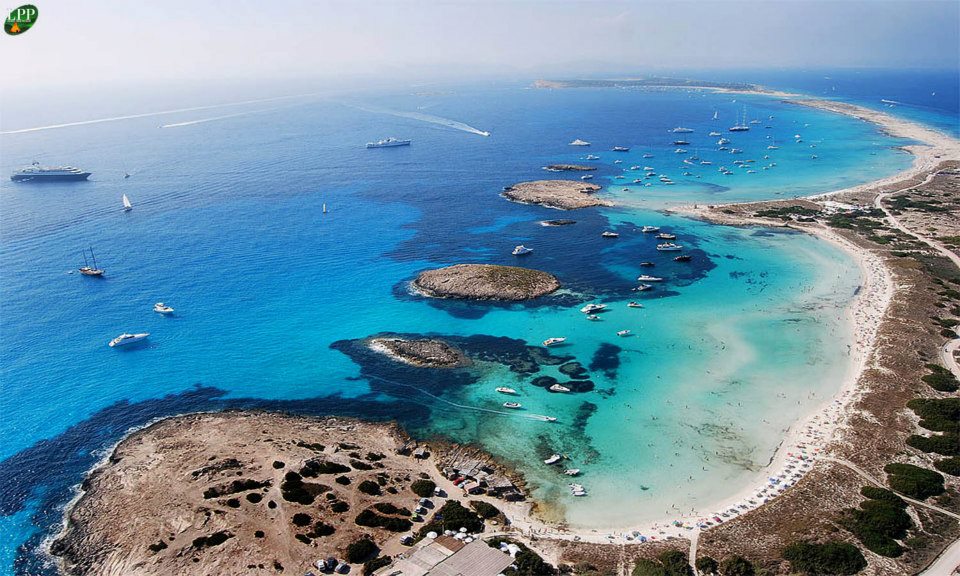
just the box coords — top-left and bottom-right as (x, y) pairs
(413, 264), (560, 300)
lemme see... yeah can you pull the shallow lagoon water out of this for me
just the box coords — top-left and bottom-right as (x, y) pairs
(0, 79), (918, 571)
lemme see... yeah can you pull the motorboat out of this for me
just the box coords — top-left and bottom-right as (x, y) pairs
(672, 140), (690, 146)
(580, 174), (594, 180)
(545, 454), (563, 465)
(656, 243), (683, 251)
(512, 245), (534, 256)
(642, 153), (654, 158)
(637, 275), (663, 282)
(585, 154), (600, 160)
(674, 255), (693, 262)
(614, 159), (622, 164)
(617, 330), (632, 337)
(564, 469), (581, 476)
(639, 261), (655, 267)
(108, 333), (149, 347)
(656, 232), (676, 240)
(542, 337), (567, 347)
(496, 387), (517, 395)
(580, 303), (606, 314)
(153, 302), (174, 314)
(708, 131), (721, 137)
(670, 127), (694, 133)
(569, 483), (588, 496)
(586, 314), (600, 321)
(549, 383), (571, 393)
(627, 302), (643, 308)
(612, 146), (629, 152)
(641, 225), (660, 233)
(601, 231), (619, 238)
(635, 284), (654, 291)
(569, 139), (591, 146)
(503, 402), (522, 409)
(542, 416), (558, 422)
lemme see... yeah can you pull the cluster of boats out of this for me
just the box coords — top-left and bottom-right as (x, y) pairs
(543, 454), (587, 495)
(76, 248), (174, 348)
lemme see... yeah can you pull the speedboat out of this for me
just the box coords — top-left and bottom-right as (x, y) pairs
(612, 146), (629, 152)
(642, 166), (654, 171)
(580, 303), (606, 314)
(674, 255), (693, 262)
(569, 139), (591, 146)
(672, 140), (690, 146)
(496, 387), (517, 395)
(674, 148), (687, 154)
(642, 153), (654, 158)
(627, 302), (643, 308)
(601, 231), (619, 238)
(580, 174), (594, 180)
(635, 284), (654, 291)
(542, 337), (567, 347)
(637, 275), (663, 282)
(585, 154), (600, 160)
(641, 225), (660, 233)
(545, 454), (562, 465)
(617, 330), (632, 337)
(549, 384), (571, 393)
(569, 483), (588, 496)
(503, 402), (522, 409)
(639, 261), (655, 267)
(700, 160), (713, 165)
(717, 138), (731, 145)
(108, 333), (149, 347)
(708, 131), (721, 137)
(512, 245), (533, 256)
(586, 314), (600, 321)
(614, 159), (622, 164)
(656, 232), (676, 240)
(153, 302), (174, 314)
(670, 127), (694, 133)
(542, 416), (558, 422)
(564, 469), (581, 476)
(656, 243), (683, 251)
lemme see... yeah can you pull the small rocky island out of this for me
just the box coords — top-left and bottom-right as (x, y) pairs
(369, 337), (471, 368)
(542, 164), (596, 172)
(413, 264), (560, 300)
(502, 180), (609, 210)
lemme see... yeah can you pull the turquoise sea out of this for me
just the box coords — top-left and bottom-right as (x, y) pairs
(0, 69), (955, 573)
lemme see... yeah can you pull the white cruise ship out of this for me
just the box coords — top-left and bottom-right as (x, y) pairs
(366, 138), (411, 149)
(11, 163), (91, 182)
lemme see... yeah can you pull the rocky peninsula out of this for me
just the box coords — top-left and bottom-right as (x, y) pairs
(501, 180), (609, 210)
(413, 264), (560, 301)
(368, 337), (471, 368)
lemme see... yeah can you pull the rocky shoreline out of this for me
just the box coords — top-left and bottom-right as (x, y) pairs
(368, 337), (471, 368)
(412, 264), (560, 301)
(501, 180), (609, 210)
(542, 164), (596, 172)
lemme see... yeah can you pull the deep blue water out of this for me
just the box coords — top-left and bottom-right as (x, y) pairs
(0, 70), (951, 573)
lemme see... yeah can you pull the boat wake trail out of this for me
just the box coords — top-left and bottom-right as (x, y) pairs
(159, 108), (274, 128)
(363, 374), (554, 422)
(1, 93), (318, 135)
(346, 102), (490, 137)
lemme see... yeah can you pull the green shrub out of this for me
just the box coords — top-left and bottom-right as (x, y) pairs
(934, 456), (960, 476)
(411, 479), (436, 497)
(695, 557), (718, 575)
(920, 364), (959, 392)
(884, 463), (945, 500)
(841, 487), (911, 557)
(418, 500), (483, 537)
(346, 538), (378, 563)
(907, 431), (960, 456)
(358, 480), (381, 496)
(907, 398), (960, 432)
(783, 541), (867, 575)
(718, 556), (754, 576)
(363, 556), (392, 575)
(631, 560), (668, 576)
(657, 550), (691, 576)
(355, 509), (413, 532)
(485, 538), (556, 576)
(469, 500), (502, 519)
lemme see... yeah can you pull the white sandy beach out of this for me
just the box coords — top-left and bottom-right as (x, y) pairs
(486, 96), (959, 546)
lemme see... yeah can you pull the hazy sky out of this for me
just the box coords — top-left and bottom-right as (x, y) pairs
(5, 0), (958, 88)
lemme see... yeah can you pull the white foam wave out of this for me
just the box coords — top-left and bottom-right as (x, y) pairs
(347, 102), (490, 137)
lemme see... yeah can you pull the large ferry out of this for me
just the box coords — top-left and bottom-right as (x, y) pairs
(11, 163), (91, 182)
(366, 138), (411, 149)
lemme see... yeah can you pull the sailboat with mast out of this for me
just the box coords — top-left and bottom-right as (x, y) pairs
(79, 247), (104, 276)
(122, 194), (132, 212)
(729, 106), (750, 132)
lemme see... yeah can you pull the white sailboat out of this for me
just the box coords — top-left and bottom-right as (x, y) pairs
(122, 194), (132, 212)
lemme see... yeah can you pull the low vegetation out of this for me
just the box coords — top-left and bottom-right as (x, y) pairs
(905, 397), (960, 456)
(782, 541), (867, 575)
(346, 538), (378, 563)
(469, 500), (503, 519)
(920, 364), (959, 392)
(411, 479), (436, 497)
(418, 500), (484, 537)
(884, 463), (945, 500)
(841, 487), (912, 557)
(487, 537), (556, 576)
